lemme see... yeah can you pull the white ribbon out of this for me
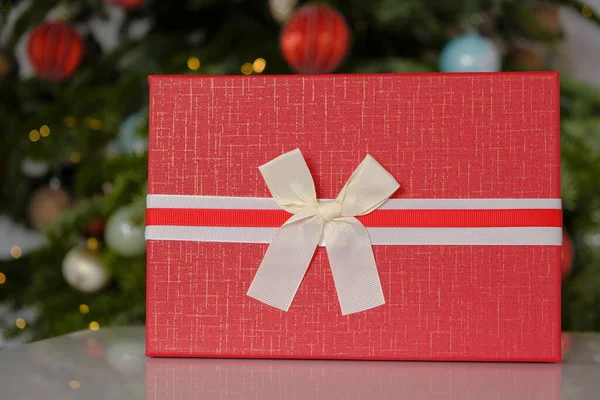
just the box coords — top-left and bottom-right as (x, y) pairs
(246, 149), (400, 315)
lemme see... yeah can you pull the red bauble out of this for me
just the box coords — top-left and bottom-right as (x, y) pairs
(280, 4), (351, 73)
(561, 229), (574, 279)
(27, 21), (83, 81)
(86, 218), (106, 238)
(106, 0), (145, 9)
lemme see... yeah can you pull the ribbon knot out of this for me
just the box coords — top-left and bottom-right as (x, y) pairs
(318, 201), (341, 222)
(247, 149), (400, 315)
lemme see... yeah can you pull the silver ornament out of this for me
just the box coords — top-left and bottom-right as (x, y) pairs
(62, 247), (109, 292)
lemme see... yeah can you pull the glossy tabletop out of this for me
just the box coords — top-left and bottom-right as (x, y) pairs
(0, 327), (599, 399)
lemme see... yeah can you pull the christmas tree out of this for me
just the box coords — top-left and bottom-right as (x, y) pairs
(1, 0), (600, 343)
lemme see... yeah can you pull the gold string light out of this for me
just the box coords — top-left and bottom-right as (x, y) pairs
(39, 125), (51, 137)
(252, 58), (266, 73)
(241, 63), (253, 75)
(64, 116), (77, 127)
(70, 152), (81, 164)
(0, 272), (6, 284)
(89, 321), (100, 331)
(582, 6), (593, 17)
(29, 130), (40, 142)
(63, 116), (109, 131)
(10, 245), (22, 259)
(86, 118), (102, 131)
(79, 304), (90, 314)
(187, 57), (201, 71)
(16, 318), (26, 329)
(86, 237), (99, 252)
(68, 380), (80, 389)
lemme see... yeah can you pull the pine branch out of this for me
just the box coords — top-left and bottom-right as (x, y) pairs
(560, 0), (600, 27)
(44, 171), (146, 243)
(3, 0), (55, 52)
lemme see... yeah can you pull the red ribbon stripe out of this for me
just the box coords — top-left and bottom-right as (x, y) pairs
(146, 208), (562, 228)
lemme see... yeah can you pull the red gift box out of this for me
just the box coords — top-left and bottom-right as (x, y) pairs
(146, 73), (561, 362)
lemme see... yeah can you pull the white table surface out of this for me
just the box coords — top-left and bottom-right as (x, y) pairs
(0, 327), (598, 399)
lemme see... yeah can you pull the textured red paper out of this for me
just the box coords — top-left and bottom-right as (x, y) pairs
(146, 73), (561, 361)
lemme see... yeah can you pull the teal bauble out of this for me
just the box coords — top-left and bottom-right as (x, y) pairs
(439, 33), (500, 72)
(117, 113), (147, 155)
(104, 206), (146, 257)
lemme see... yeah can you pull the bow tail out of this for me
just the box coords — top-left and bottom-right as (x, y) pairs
(247, 215), (324, 311)
(324, 217), (385, 315)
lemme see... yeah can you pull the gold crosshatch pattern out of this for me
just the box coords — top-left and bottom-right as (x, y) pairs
(146, 73), (560, 361)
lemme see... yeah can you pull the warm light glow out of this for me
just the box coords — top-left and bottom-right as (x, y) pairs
(583, 6), (593, 17)
(87, 118), (102, 130)
(0, 54), (10, 77)
(39, 125), (51, 137)
(70, 152), (81, 163)
(79, 304), (90, 314)
(10, 245), (22, 259)
(187, 57), (201, 71)
(252, 58), (266, 73)
(16, 318), (26, 329)
(68, 380), (80, 389)
(86, 237), (100, 252)
(64, 116), (77, 127)
(0, 272), (6, 284)
(241, 63), (253, 75)
(29, 130), (40, 142)
(89, 321), (100, 331)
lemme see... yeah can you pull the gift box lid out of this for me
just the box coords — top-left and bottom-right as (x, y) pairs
(146, 72), (561, 362)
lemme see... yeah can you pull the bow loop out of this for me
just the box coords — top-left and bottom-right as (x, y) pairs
(259, 149), (318, 214)
(248, 149), (400, 315)
(337, 155), (401, 217)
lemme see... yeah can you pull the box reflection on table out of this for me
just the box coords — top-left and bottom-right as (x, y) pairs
(146, 358), (561, 400)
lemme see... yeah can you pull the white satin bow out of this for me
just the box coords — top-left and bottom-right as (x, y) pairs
(247, 149), (400, 315)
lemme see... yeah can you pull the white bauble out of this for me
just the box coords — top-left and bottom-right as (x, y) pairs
(62, 247), (109, 292)
(105, 206), (146, 257)
(21, 158), (49, 178)
(105, 340), (146, 374)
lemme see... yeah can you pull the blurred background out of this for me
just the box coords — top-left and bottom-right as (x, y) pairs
(0, 0), (599, 349)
